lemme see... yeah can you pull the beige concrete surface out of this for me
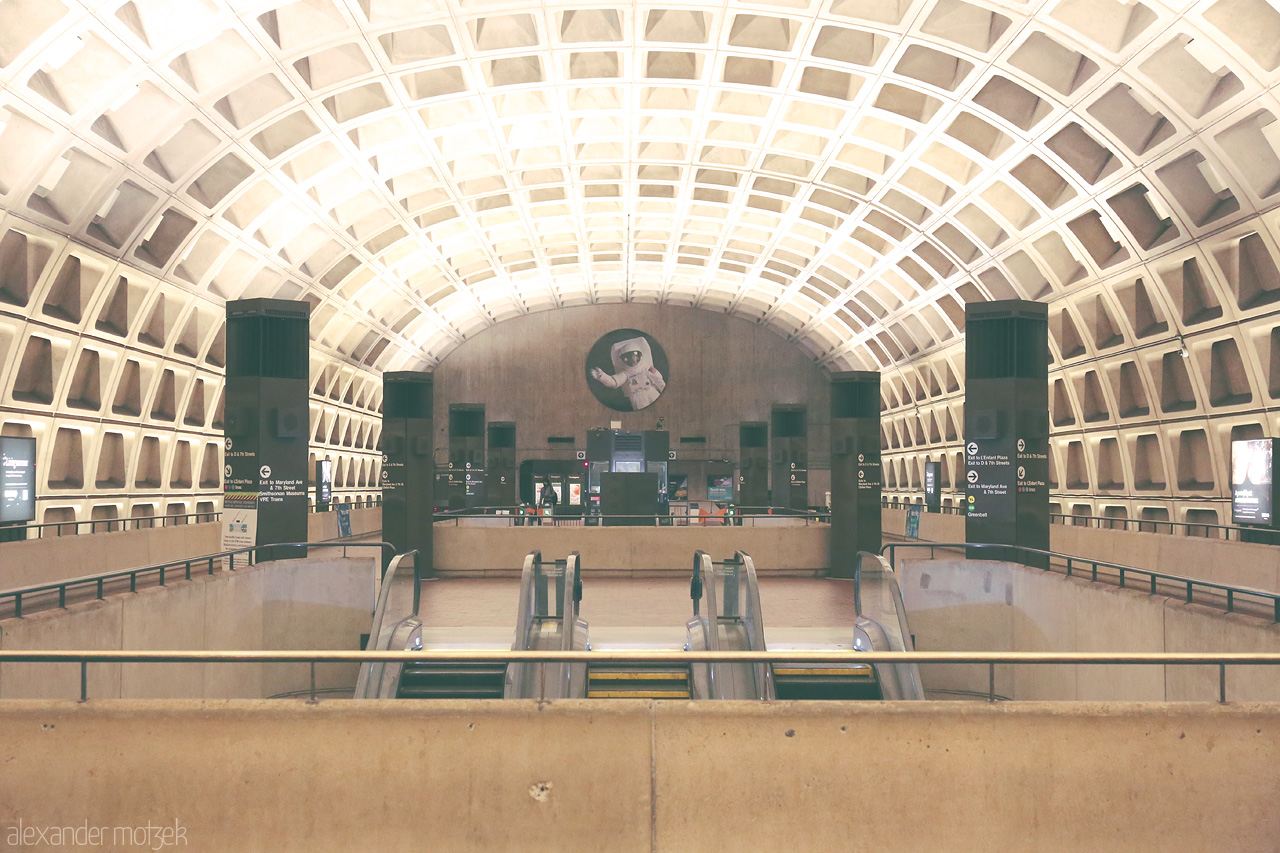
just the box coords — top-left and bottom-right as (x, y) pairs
(882, 507), (1280, 593)
(0, 557), (375, 700)
(0, 699), (1276, 852)
(0, 506), (382, 595)
(0, 522), (220, 590)
(434, 524), (830, 574)
(307, 506), (381, 542)
(903, 558), (1280, 701)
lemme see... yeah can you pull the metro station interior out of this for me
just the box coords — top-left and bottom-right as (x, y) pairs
(1, 0), (1280, 849)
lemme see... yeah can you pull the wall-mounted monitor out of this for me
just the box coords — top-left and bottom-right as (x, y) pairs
(1, 436), (37, 524)
(1231, 438), (1275, 527)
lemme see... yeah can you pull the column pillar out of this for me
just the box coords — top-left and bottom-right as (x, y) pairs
(382, 372), (434, 572)
(964, 300), (1050, 566)
(223, 299), (310, 559)
(738, 422), (768, 508)
(829, 371), (881, 578)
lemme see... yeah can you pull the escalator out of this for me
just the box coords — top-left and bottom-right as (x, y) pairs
(505, 550), (589, 699)
(686, 550), (773, 700)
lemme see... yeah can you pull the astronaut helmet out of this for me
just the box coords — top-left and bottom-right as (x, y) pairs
(610, 336), (653, 371)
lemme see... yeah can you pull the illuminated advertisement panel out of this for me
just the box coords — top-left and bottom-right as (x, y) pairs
(0, 436), (37, 524)
(1231, 439), (1275, 526)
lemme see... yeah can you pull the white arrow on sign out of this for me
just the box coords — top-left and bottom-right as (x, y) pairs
(966, 442), (978, 457)
(967, 469), (979, 484)
(259, 465), (271, 479)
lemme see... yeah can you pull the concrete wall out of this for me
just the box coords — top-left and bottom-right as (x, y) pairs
(0, 522), (220, 590)
(882, 507), (1280, 593)
(306, 505), (381, 543)
(434, 524), (830, 575)
(902, 558), (1280, 701)
(0, 699), (1276, 851)
(0, 557), (375, 700)
(433, 303), (833, 504)
(0, 506), (382, 594)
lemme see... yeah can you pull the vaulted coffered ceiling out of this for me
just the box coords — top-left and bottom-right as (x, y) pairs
(3, 0), (1280, 523)
(1, 0), (1276, 374)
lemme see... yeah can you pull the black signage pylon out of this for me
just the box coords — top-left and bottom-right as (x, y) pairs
(223, 299), (310, 559)
(830, 371), (881, 577)
(382, 372), (433, 574)
(963, 300), (1050, 566)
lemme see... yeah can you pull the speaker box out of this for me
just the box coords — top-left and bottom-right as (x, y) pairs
(272, 407), (306, 438)
(970, 410), (1000, 440)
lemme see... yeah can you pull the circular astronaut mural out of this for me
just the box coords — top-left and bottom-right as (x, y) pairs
(584, 329), (670, 412)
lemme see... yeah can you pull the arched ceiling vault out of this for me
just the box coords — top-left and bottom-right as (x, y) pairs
(1, 0), (1279, 389)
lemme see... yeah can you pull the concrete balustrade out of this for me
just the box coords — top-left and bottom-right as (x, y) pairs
(882, 507), (1280, 594)
(902, 558), (1280, 701)
(0, 506), (382, 593)
(0, 556), (376, 700)
(433, 524), (830, 575)
(0, 699), (1275, 851)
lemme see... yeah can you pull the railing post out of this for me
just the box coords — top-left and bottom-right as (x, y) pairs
(988, 663), (995, 703)
(1226, 590), (1234, 613)
(130, 573), (136, 593)
(80, 661), (87, 702)
(14, 593), (21, 618)
(185, 561), (191, 581)
(159, 566), (166, 587)
(1186, 581), (1193, 604)
(1091, 563), (1098, 582)
(1219, 664), (1226, 704)
(58, 587), (65, 608)
(309, 662), (317, 703)
(96, 578), (104, 600)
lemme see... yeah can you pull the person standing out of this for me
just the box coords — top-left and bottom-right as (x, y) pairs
(538, 476), (558, 525)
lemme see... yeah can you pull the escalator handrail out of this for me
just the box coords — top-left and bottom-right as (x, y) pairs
(854, 551), (924, 700)
(733, 550), (774, 700)
(353, 549), (418, 698)
(511, 550), (543, 656)
(694, 550), (724, 699)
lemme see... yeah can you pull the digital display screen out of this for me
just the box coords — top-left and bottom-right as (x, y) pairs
(1232, 439), (1274, 526)
(924, 460), (941, 512)
(707, 474), (733, 502)
(316, 459), (332, 506)
(1, 436), (37, 524)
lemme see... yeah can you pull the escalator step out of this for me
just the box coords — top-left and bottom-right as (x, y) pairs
(773, 665), (873, 678)
(587, 666), (691, 699)
(398, 661), (507, 699)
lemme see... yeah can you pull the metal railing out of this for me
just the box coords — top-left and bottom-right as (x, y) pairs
(0, 541), (396, 620)
(5, 649), (1278, 704)
(313, 497), (382, 512)
(881, 541), (1280, 622)
(881, 499), (964, 515)
(880, 497), (1276, 542)
(1, 511), (222, 540)
(1048, 512), (1275, 542)
(431, 510), (830, 527)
